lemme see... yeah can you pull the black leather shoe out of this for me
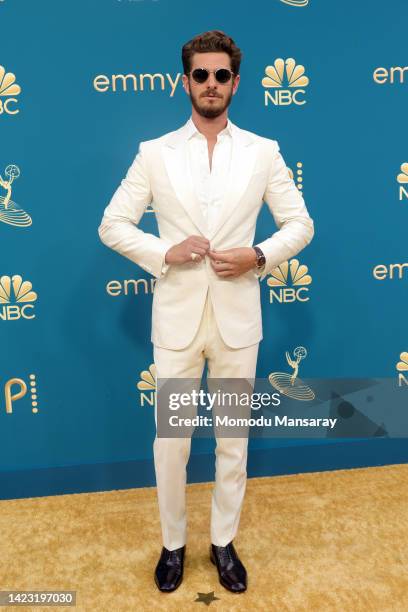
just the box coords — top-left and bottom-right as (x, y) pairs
(154, 545), (185, 592)
(210, 541), (247, 593)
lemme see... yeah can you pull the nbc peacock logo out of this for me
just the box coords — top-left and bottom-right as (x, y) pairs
(262, 58), (309, 107)
(0, 65), (21, 115)
(267, 259), (312, 303)
(280, 0), (309, 5)
(397, 162), (408, 201)
(396, 352), (408, 387)
(0, 275), (37, 321)
(137, 363), (156, 406)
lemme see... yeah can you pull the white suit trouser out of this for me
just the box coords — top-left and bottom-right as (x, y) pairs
(153, 288), (259, 550)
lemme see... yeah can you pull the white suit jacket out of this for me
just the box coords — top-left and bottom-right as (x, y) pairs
(98, 118), (314, 350)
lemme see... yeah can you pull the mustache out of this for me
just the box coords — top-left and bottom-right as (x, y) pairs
(201, 91), (222, 98)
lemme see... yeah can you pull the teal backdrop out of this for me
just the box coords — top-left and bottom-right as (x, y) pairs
(1, 0), (408, 499)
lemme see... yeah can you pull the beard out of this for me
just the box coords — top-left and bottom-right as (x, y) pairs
(189, 86), (233, 119)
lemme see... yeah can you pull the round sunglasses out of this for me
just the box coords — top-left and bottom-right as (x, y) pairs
(189, 68), (235, 84)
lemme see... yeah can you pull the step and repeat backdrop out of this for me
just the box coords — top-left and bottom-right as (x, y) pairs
(1, 0), (408, 497)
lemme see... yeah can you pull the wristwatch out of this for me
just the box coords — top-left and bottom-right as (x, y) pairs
(253, 246), (266, 269)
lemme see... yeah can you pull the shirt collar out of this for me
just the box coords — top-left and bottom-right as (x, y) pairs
(186, 116), (233, 141)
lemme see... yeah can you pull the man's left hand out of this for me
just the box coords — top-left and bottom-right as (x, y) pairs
(208, 247), (257, 278)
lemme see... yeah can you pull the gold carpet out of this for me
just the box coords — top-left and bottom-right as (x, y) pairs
(1, 464), (408, 611)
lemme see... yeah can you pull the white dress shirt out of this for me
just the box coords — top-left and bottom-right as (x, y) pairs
(160, 116), (264, 277)
(187, 116), (232, 233)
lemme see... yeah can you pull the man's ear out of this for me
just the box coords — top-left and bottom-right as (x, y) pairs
(182, 74), (190, 96)
(232, 74), (240, 95)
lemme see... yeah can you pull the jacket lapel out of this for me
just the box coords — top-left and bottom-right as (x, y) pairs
(161, 118), (257, 239)
(162, 121), (208, 236)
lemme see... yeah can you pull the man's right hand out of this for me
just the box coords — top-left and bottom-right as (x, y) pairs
(165, 235), (210, 265)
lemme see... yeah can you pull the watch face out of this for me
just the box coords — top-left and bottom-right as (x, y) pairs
(255, 248), (265, 267)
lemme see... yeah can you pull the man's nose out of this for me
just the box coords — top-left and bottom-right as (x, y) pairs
(207, 72), (218, 88)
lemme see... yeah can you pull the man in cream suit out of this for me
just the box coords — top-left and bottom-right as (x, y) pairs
(98, 30), (314, 594)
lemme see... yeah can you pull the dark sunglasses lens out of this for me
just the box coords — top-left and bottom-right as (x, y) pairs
(216, 69), (232, 83)
(192, 69), (209, 83)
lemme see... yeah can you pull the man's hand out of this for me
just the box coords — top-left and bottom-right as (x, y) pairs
(165, 235), (210, 265)
(208, 247), (257, 278)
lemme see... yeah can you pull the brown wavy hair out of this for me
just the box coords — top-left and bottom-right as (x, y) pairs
(182, 30), (242, 76)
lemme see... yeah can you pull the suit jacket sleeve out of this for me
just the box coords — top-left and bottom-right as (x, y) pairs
(98, 142), (173, 279)
(255, 140), (314, 282)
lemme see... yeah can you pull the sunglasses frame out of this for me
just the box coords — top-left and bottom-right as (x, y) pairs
(189, 67), (236, 84)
